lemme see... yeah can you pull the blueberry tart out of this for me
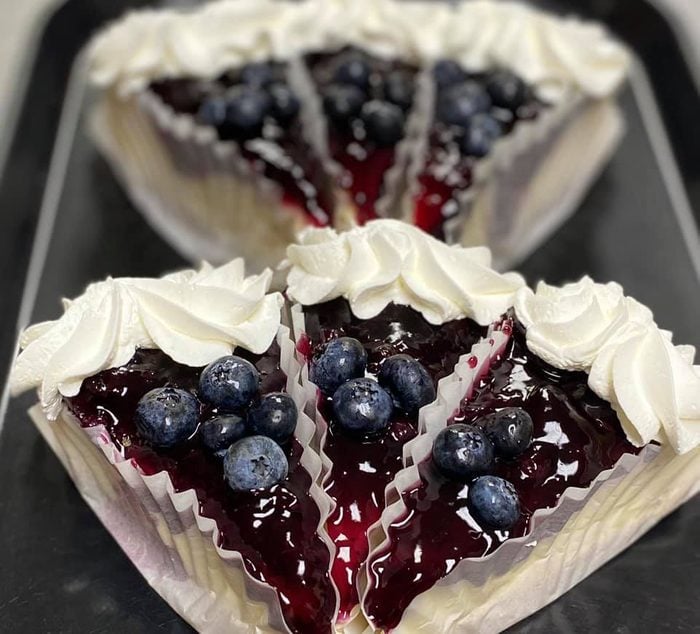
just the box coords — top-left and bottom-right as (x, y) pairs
(88, 0), (629, 269)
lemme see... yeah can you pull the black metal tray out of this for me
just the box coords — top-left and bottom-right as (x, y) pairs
(1, 1), (699, 632)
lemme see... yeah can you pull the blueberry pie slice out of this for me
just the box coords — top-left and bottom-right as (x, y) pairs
(10, 261), (338, 633)
(89, 0), (628, 269)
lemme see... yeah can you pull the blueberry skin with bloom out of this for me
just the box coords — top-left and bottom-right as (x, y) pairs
(333, 55), (372, 90)
(383, 71), (414, 111)
(239, 62), (275, 87)
(220, 86), (270, 140)
(268, 83), (301, 124)
(437, 80), (491, 127)
(332, 378), (394, 436)
(247, 392), (298, 444)
(323, 84), (366, 126)
(135, 387), (200, 448)
(486, 70), (528, 111)
(310, 337), (367, 396)
(482, 407), (533, 458)
(468, 475), (520, 530)
(199, 414), (247, 457)
(361, 100), (406, 147)
(432, 423), (494, 481)
(224, 435), (289, 491)
(378, 354), (436, 413)
(433, 59), (466, 90)
(199, 355), (260, 412)
(460, 113), (502, 158)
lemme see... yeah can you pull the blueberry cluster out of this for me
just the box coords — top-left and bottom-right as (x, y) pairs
(433, 59), (529, 158)
(197, 62), (301, 141)
(134, 354), (298, 491)
(321, 51), (412, 147)
(432, 407), (534, 530)
(311, 337), (436, 436)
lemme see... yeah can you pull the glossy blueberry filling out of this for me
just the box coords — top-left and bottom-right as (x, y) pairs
(150, 62), (335, 226)
(412, 64), (544, 240)
(307, 48), (418, 224)
(66, 346), (336, 634)
(303, 298), (485, 621)
(363, 320), (639, 630)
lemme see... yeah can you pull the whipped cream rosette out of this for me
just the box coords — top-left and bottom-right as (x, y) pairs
(88, 0), (629, 269)
(11, 260), (339, 634)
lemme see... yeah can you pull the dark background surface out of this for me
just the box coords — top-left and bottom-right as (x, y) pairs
(1, 1), (699, 632)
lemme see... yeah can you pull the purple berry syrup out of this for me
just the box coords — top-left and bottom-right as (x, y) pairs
(363, 320), (639, 630)
(66, 346), (336, 634)
(303, 298), (485, 622)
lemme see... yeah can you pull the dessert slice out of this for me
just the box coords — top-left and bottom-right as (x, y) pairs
(10, 261), (338, 633)
(304, 47), (422, 224)
(285, 220), (525, 625)
(362, 276), (700, 632)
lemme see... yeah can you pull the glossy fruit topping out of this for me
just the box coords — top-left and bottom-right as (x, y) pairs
(432, 59), (467, 89)
(360, 100), (406, 147)
(199, 413), (247, 457)
(378, 354), (436, 414)
(199, 355), (260, 412)
(486, 69), (528, 110)
(432, 423), (495, 481)
(135, 387), (199, 448)
(468, 475), (520, 530)
(310, 336), (367, 396)
(247, 392), (298, 444)
(436, 80), (491, 127)
(332, 377), (394, 435)
(482, 407), (533, 458)
(460, 112), (502, 157)
(224, 435), (289, 491)
(323, 83), (366, 127)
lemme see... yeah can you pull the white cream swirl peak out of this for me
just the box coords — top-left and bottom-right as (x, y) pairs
(516, 277), (700, 454)
(285, 219), (525, 325)
(11, 260), (283, 419)
(88, 0), (630, 270)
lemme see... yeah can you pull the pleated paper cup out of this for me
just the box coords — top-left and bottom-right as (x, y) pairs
(361, 325), (700, 633)
(29, 324), (338, 633)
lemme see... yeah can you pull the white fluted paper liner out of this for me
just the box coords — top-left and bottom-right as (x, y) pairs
(91, 87), (314, 273)
(28, 323), (338, 634)
(400, 85), (624, 269)
(360, 326), (700, 633)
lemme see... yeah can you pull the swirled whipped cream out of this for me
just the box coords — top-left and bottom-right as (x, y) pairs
(285, 219), (525, 326)
(11, 260), (283, 420)
(89, 0), (628, 101)
(516, 277), (700, 454)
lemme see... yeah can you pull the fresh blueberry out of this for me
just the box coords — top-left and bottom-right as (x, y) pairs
(323, 83), (365, 127)
(378, 354), (436, 413)
(383, 71), (414, 111)
(219, 86), (270, 140)
(436, 80), (491, 127)
(310, 337), (367, 396)
(468, 475), (520, 530)
(486, 70), (528, 111)
(460, 113), (502, 158)
(135, 387), (199, 448)
(199, 355), (260, 412)
(332, 378), (393, 436)
(247, 392), (298, 444)
(482, 407), (533, 458)
(199, 414), (247, 457)
(268, 83), (300, 124)
(333, 54), (371, 90)
(198, 95), (228, 127)
(223, 435), (288, 491)
(240, 62), (275, 87)
(432, 424), (494, 481)
(361, 100), (405, 147)
(432, 59), (466, 90)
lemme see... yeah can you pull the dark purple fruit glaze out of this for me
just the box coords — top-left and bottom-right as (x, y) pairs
(306, 49), (417, 224)
(302, 298), (485, 622)
(150, 66), (335, 226)
(364, 319), (640, 631)
(413, 85), (543, 240)
(65, 346), (335, 634)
